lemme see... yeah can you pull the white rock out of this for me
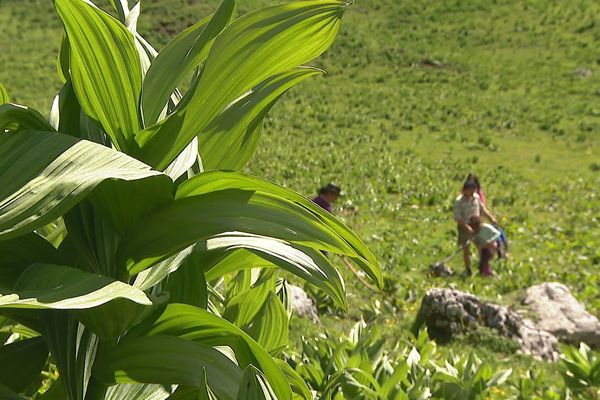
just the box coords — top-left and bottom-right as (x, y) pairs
(288, 284), (319, 323)
(523, 282), (600, 347)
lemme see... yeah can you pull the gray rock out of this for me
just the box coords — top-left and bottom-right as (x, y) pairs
(288, 284), (319, 323)
(429, 262), (454, 277)
(523, 282), (600, 347)
(415, 288), (558, 361)
(575, 67), (593, 77)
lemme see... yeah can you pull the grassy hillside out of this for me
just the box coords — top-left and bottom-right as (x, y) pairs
(2, 0), (599, 395)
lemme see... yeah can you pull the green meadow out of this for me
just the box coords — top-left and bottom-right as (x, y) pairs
(2, 0), (599, 397)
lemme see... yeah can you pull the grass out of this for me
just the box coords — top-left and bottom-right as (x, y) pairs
(1, 0), (599, 394)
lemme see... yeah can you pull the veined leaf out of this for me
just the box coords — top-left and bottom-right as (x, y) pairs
(0, 130), (168, 240)
(163, 250), (208, 309)
(273, 359), (312, 400)
(105, 383), (173, 400)
(0, 384), (26, 400)
(62, 201), (120, 277)
(133, 245), (195, 291)
(166, 369), (217, 400)
(163, 136), (199, 181)
(246, 292), (289, 355)
(203, 249), (278, 282)
(55, 0), (142, 151)
(236, 366), (278, 400)
(177, 171), (381, 286)
(132, 245), (195, 291)
(40, 312), (98, 400)
(223, 275), (273, 327)
(135, 0), (345, 169)
(108, 0), (129, 22)
(0, 84), (9, 104)
(93, 335), (242, 400)
(0, 233), (59, 289)
(120, 171), (381, 290)
(199, 67), (322, 171)
(141, 0), (236, 126)
(0, 337), (48, 392)
(201, 233), (346, 308)
(125, 304), (292, 400)
(119, 176), (358, 274)
(57, 34), (70, 84)
(0, 104), (55, 133)
(71, 293), (165, 339)
(0, 264), (151, 309)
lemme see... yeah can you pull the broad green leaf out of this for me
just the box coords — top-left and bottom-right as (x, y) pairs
(0, 104), (55, 133)
(108, 0), (129, 23)
(199, 67), (322, 171)
(246, 292), (289, 355)
(223, 276), (273, 327)
(167, 369), (217, 400)
(0, 264), (151, 309)
(203, 249), (278, 282)
(125, 304), (292, 400)
(0, 384), (26, 400)
(71, 294), (164, 340)
(177, 171), (380, 285)
(135, 0), (345, 169)
(164, 250), (208, 309)
(62, 201), (120, 277)
(0, 130), (168, 240)
(201, 233), (346, 308)
(55, 0), (142, 151)
(273, 359), (312, 400)
(40, 312), (98, 400)
(57, 34), (70, 84)
(0, 233), (59, 289)
(105, 383), (172, 400)
(486, 368), (512, 388)
(141, 0), (236, 125)
(236, 366), (277, 400)
(52, 81), (82, 138)
(89, 175), (174, 236)
(0, 337), (48, 392)
(120, 171), (381, 289)
(133, 245), (195, 291)
(118, 173), (369, 276)
(163, 136), (199, 181)
(93, 336), (242, 400)
(0, 84), (9, 104)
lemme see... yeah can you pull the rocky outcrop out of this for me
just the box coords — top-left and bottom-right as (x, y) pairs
(415, 288), (558, 361)
(288, 284), (319, 322)
(523, 282), (600, 348)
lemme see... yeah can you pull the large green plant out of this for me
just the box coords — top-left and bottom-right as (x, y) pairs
(0, 0), (382, 399)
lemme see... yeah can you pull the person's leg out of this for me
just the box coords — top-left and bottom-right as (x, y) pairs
(463, 244), (472, 275)
(480, 245), (496, 276)
(458, 225), (471, 275)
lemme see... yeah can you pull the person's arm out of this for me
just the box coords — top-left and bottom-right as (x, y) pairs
(480, 202), (497, 225)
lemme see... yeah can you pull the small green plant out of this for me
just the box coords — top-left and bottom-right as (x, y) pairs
(560, 343), (600, 398)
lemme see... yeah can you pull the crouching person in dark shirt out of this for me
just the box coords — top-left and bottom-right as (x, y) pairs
(312, 183), (342, 213)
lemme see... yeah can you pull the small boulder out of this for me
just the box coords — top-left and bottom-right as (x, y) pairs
(288, 284), (319, 323)
(523, 282), (600, 347)
(428, 262), (454, 277)
(415, 288), (558, 361)
(575, 67), (593, 77)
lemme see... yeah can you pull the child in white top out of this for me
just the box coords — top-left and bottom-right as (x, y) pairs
(467, 216), (500, 277)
